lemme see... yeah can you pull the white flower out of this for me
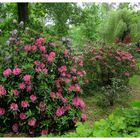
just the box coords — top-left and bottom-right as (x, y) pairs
(13, 19), (17, 24)
(6, 40), (10, 46)
(12, 29), (18, 35)
(19, 21), (24, 27)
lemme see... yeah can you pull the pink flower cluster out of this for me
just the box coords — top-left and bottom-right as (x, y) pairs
(3, 66), (21, 77)
(28, 118), (36, 126)
(72, 96), (85, 110)
(0, 108), (5, 116)
(47, 52), (56, 62)
(68, 84), (81, 92)
(56, 105), (71, 117)
(10, 103), (18, 111)
(34, 60), (48, 75)
(0, 85), (7, 96)
(21, 100), (29, 108)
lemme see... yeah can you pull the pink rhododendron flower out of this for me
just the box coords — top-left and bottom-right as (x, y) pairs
(10, 103), (18, 111)
(66, 73), (71, 78)
(64, 49), (69, 57)
(34, 60), (40, 65)
(58, 66), (67, 73)
(31, 45), (37, 51)
(30, 95), (37, 102)
(21, 101), (29, 108)
(71, 67), (77, 74)
(65, 78), (70, 84)
(12, 123), (19, 133)
(0, 108), (5, 116)
(81, 114), (87, 122)
(77, 71), (83, 77)
(47, 52), (56, 62)
(56, 106), (65, 117)
(19, 82), (26, 89)
(26, 85), (32, 92)
(23, 74), (31, 82)
(19, 112), (26, 120)
(79, 60), (83, 66)
(50, 92), (56, 99)
(72, 96), (85, 110)
(3, 68), (12, 77)
(124, 72), (130, 77)
(13, 67), (21, 75)
(28, 118), (36, 126)
(0, 85), (7, 96)
(75, 84), (81, 92)
(68, 85), (75, 92)
(41, 129), (48, 135)
(39, 101), (46, 111)
(24, 45), (31, 51)
(39, 46), (46, 52)
(72, 76), (77, 82)
(12, 89), (19, 96)
(42, 68), (48, 75)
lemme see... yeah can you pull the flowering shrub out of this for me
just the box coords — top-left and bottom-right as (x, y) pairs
(0, 25), (86, 136)
(83, 45), (136, 90)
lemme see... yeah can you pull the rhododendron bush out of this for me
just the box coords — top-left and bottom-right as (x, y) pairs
(0, 27), (86, 136)
(83, 45), (136, 89)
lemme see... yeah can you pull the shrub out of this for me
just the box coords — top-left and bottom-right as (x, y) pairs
(0, 24), (86, 136)
(83, 44), (136, 106)
(83, 45), (136, 89)
(63, 102), (140, 137)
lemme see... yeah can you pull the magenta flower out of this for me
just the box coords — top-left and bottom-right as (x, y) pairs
(31, 45), (37, 51)
(50, 92), (56, 99)
(56, 106), (65, 117)
(72, 96), (85, 110)
(30, 95), (37, 102)
(28, 118), (36, 126)
(0, 85), (7, 96)
(39, 101), (46, 111)
(81, 114), (87, 122)
(23, 74), (31, 82)
(72, 76), (77, 82)
(77, 71), (83, 77)
(12, 89), (19, 96)
(0, 108), (5, 116)
(39, 46), (46, 52)
(13, 67), (21, 75)
(21, 101), (29, 108)
(124, 72), (130, 77)
(68, 85), (75, 92)
(19, 82), (26, 89)
(26, 85), (32, 92)
(75, 84), (81, 92)
(3, 68), (12, 77)
(10, 103), (18, 111)
(24, 45), (31, 51)
(34, 60), (40, 65)
(12, 123), (19, 133)
(71, 67), (77, 74)
(19, 112), (26, 120)
(47, 52), (56, 62)
(41, 129), (48, 135)
(58, 66), (67, 73)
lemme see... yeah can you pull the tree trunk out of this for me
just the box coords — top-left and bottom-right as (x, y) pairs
(17, 3), (28, 25)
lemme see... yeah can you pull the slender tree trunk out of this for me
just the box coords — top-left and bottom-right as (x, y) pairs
(17, 3), (28, 25)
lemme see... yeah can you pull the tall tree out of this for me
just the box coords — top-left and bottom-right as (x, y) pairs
(17, 3), (28, 24)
